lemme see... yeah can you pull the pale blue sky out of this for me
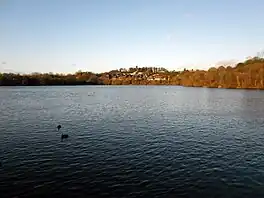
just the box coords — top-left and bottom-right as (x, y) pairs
(1, 0), (264, 73)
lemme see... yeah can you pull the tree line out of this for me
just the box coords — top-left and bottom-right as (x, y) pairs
(0, 57), (264, 89)
(0, 71), (103, 86)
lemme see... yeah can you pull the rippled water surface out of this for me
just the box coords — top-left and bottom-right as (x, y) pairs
(1, 86), (264, 198)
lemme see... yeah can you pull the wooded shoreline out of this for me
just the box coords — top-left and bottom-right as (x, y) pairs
(1, 57), (264, 90)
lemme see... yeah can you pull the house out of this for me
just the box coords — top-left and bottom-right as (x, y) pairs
(147, 74), (167, 81)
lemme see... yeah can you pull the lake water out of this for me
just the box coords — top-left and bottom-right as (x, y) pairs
(1, 86), (264, 198)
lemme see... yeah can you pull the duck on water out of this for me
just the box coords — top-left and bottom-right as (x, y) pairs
(57, 125), (69, 139)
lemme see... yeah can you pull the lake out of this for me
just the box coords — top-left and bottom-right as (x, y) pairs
(1, 86), (264, 198)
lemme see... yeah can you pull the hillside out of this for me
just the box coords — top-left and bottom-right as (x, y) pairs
(0, 57), (264, 89)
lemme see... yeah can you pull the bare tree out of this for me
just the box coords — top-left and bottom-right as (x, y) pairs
(215, 59), (238, 68)
(257, 50), (264, 58)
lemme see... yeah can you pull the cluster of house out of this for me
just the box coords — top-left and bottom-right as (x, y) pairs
(105, 70), (167, 81)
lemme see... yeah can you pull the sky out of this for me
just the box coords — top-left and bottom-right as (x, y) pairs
(1, 0), (264, 74)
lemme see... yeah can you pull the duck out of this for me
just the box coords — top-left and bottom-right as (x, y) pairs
(57, 125), (62, 131)
(61, 134), (69, 139)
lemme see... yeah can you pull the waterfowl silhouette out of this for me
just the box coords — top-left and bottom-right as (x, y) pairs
(57, 125), (61, 131)
(61, 134), (69, 139)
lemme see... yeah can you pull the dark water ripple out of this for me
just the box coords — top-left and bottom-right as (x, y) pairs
(1, 86), (264, 197)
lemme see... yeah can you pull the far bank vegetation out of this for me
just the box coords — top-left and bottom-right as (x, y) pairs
(0, 56), (264, 90)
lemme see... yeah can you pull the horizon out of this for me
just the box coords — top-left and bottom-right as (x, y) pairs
(1, 0), (264, 74)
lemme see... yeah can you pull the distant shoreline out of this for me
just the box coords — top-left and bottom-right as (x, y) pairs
(0, 84), (264, 91)
(1, 57), (264, 90)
